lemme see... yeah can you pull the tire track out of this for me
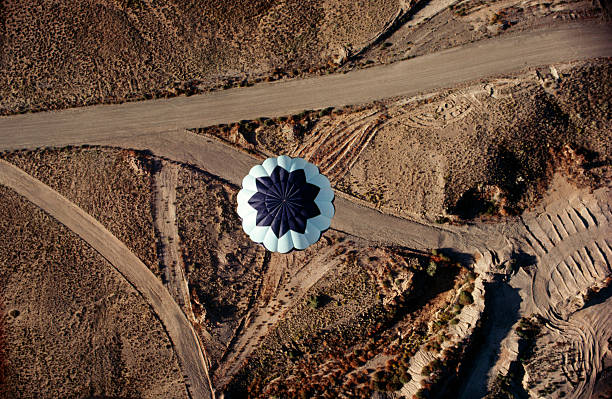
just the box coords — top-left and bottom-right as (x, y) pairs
(153, 161), (203, 329)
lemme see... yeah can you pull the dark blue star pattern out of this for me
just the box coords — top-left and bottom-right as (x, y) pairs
(248, 166), (321, 237)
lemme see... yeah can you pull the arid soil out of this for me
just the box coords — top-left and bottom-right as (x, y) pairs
(351, 0), (606, 69)
(0, 147), (161, 276)
(0, 185), (187, 399)
(513, 180), (611, 399)
(224, 246), (477, 398)
(0, 0), (401, 115)
(153, 161), (194, 319)
(2, 0), (603, 115)
(200, 59), (611, 223)
(171, 161), (481, 398)
(0, 140), (608, 398)
(0, 3), (610, 395)
(174, 165), (267, 365)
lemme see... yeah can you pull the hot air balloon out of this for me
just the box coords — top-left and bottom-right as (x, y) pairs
(236, 155), (335, 253)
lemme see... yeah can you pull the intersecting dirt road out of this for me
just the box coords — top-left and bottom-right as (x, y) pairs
(1, 21), (611, 399)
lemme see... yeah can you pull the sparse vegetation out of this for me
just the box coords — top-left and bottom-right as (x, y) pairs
(0, 0), (402, 115)
(226, 246), (470, 398)
(174, 166), (266, 365)
(0, 147), (161, 276)
(0, 186), (186, 398)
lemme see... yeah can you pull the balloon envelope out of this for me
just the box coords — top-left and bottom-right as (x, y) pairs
(237, 155), (335, 253)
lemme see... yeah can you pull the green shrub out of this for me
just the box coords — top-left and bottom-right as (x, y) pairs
(307, 293), (329, 309)
(436, 216), (450, 224)
(426, 261), (437, 277)
(458, 291), (474, 306)
(399, 372), (412, 384)
(308, 295), (321, 309)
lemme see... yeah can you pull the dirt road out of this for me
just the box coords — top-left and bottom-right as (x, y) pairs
(97, 129), (505, 253)
(0, 21), (610, 399)
(153, 161), (195, 320)
(0, 159), (214, 399)
(1, 23), (611, 151)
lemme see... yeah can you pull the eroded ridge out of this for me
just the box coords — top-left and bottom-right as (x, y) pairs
(518, 186), (611, 399)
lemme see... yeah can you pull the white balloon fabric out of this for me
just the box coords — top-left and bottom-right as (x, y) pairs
(237, 155), (335, 253)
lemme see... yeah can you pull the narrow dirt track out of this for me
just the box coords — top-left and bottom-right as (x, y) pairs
(1, 23), (611, 151)
(0, 160), (214, 399)
(153, 161), (195, 320)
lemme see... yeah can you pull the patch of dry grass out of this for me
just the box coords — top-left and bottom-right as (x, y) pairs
(0, 185), (186, 399)
(0, 0), (401, 114)
(0, 147), (161, 276)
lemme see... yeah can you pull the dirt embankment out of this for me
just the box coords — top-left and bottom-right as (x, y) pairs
(0, 185), (187, 399)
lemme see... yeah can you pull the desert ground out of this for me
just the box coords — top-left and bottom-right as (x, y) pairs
(0, 1), (611, 399)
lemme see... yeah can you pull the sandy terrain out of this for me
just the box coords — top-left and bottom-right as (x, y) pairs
(0, 0), (401, 115)
(0, 13), (609, 399)
(458, 175), (612, 399)
(1, 23), (611, 154)
(338, 60), (611, 221)
(515, 181), (611, 399)
(0, 160), (213, 399)
(0, 141), (608, 398)
(1, 0), (603, 115)
(354, 0), (606, 68)
(224, 244), (475, 398)
(214, 232), (347, 388)
(194, 58), (611, 225)
(0, 147), (161, 276)
(0, 185), (187, 399)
